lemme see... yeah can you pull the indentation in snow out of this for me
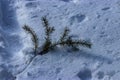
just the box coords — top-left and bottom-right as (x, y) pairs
(60, 0), (71, 2)
(55, 67), (62, 74)
(1, 0), (19, 31)
(77, 68), (92, 80)
(0, 65), (16, 80)
(69, 14), (86, 25)
(25, 2), (37, 8)
(60, 0), (80, 4)
(101, 7), (110, 11)
(96, 71), (104, 79)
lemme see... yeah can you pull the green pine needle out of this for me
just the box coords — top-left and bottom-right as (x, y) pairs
(23, 25), (39, 55)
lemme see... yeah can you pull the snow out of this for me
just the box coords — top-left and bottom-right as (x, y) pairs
(0, 0), (120, 80)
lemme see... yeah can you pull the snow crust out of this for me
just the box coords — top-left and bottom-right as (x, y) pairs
(1, 0), (120, 80)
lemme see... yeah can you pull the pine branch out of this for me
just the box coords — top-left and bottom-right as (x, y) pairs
(73, 40), (92, 48)
(42, 16), (55, 39)
(52, 39), (92, 49)
(17, 25), (39, 77)
(60, 27), (70, 42)
(23, 17), (92, 55)
(51, 27), (92, 50)
(61, 36), (92, 48)
(23, 25), (39, 55)
(19, 16), (92, 79)
(39, 17), (55, 55)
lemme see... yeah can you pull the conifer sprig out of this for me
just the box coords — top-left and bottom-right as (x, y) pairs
(60, 27), (70, 42)
(40, 17), (92, 54)
(40, 17), (55, 55)
(23, 25), (39, 55)
(42, 16), (55, 39)
(23, 16), (92, 55)
(51, 28), (92, 50)
(19, 16), (92, 78)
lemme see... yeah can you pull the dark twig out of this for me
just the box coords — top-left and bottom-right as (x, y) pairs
(23, 25), (39, 55)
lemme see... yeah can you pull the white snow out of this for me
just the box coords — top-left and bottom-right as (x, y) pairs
(0, 0), (120, 80)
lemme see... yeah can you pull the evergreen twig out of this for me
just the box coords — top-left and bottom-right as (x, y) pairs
(52, 32), (92, 50)
(18, 16), (92, 77)
(23, 17), (92, 55)
(39, 17), (55, 55)
(60, 27), (70, 42)
(23, 25), (39, 55)
(17, 26), (39, 76)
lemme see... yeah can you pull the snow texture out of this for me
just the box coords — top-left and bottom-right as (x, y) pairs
(0, 0), (120, 80)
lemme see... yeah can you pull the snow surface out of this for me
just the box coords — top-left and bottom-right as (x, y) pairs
(1, 0), (120, 80)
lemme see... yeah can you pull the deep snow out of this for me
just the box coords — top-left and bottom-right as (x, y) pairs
(1, 0), (120, 80)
